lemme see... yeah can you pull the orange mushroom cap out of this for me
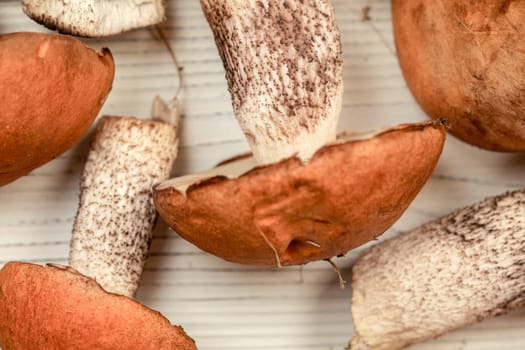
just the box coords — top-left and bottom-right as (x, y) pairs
(0, 262), (196, 350)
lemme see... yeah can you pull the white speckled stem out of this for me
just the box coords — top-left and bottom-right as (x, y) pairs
(22, 0), (166, 37)
(201, 0), (343, 165)
(349, 189), (525, 350)
(69, 113), (179, 297)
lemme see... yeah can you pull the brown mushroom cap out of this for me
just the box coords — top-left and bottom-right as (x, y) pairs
(0, 262), (196, 350)
(392, 0), (525, 151)
(0, 32), (114, 186)
(154, 121), (446, 266)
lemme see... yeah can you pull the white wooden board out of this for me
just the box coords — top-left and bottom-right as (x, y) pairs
(0, 1), (524, 349)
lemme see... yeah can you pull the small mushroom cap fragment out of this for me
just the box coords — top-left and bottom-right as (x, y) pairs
(0, 32), (114, 186)
(154, 121), (446, 266)
(0, 262), (197, 350)
(21, 0), (166, 37)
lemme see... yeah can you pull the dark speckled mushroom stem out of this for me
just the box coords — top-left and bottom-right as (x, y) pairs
(22, 0), (166, 37)
(69, 100), (180, 297)
(349, 189), (525, 350)
(200, 0), (343, 165)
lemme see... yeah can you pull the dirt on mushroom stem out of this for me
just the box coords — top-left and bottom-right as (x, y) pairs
(69, 23), (183, 297)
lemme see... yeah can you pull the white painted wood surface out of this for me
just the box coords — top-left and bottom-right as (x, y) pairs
(1, 1), (524, 349)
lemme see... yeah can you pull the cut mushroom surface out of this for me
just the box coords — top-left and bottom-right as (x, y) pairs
(22, 0), (166, 37)
(0, 262), (196, 350)
(349, 188), (525, 350)
(155, 121), (446, 266)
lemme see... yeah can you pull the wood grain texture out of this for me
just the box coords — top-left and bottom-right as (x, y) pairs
(0, 1), (524, 349)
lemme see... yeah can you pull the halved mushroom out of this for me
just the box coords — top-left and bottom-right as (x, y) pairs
(0, 262), (196, 350)
(154, 0), (447, 266)
(21, 0), (166, 37)
(0, 32), (114, 186)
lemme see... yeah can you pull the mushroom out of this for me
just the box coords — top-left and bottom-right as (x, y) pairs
(0, 262), (196, 349)
(153, 0), (447, 266)
(0, 32), (114, 187)
(21, 0), (166, 37)
(69, 108), (180, 296)
(200, 0), (343, 165)
(0, 100), (196, 348)
(348, 189), (525, 350)
(392, 0), (525, 151)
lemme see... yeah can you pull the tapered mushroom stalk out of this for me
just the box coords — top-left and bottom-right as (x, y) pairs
(22, 0), (166, 37)
(349, 189), (525, 350)
(69, 99), (180, 297)
(201, 0), (343, 165)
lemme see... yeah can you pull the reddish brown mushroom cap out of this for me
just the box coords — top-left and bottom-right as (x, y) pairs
(0, 262), (197, 350)
(154, 121), (446, 266)
(0, 32), (114, 186)
(392, 0), (525, 151)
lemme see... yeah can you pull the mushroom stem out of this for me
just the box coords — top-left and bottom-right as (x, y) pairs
(69, 112), (179, 297)
(349, 189), (525, 350)
(22, 0), (166, 37)
(200, 0), (343, 165)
